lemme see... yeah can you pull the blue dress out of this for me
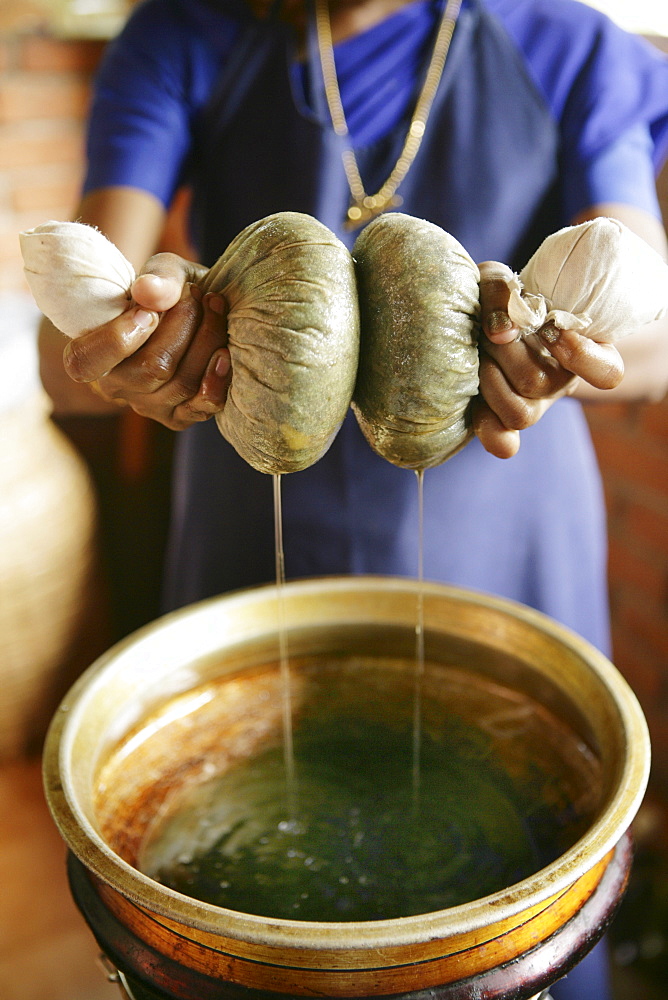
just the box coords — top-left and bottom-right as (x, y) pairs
(82, 0), (668, 650)
(82, 3), (668, 995)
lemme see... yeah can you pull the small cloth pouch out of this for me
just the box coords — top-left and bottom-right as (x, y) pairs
(20, 221), (136, 338)
(507, 217), (668, 343)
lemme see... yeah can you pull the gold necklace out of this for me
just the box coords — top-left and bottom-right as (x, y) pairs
(315, 0), (462, 230)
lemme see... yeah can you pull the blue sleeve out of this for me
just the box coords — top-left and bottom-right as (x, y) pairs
(563, 121), (660, 221)
(83, 0), (240, 207)
(486, 0), (668, 220)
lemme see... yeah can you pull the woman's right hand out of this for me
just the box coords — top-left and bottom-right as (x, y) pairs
(62, 252), (231, 430)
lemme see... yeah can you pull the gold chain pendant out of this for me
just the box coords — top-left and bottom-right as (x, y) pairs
(315, 0), (462, 231)
(345, 194), (404, 231)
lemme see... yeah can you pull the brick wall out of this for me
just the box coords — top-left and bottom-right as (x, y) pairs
(585, 396), (668, 796)
(1, 23), (668, 791)
(0, 19), (105, 293)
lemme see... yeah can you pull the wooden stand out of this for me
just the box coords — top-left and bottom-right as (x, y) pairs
(67, 833), (631, 1000)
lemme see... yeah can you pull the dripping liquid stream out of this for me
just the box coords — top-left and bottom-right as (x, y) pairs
(273, 473), (297, 824)
(136, 473), (603, 921)
(412, 468), (425, 811)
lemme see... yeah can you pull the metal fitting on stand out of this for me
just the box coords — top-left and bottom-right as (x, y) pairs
(97, 954), (137, 1000)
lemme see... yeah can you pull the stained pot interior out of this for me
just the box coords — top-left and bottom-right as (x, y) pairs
(94, 645), (604, 892)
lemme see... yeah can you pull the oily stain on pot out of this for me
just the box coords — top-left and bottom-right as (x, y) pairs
(133, 658), (601, 923)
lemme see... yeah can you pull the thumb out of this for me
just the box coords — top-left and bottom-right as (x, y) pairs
(132, 252), (208, 312)
(478, 260), (520, 345)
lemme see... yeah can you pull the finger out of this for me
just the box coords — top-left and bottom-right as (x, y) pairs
(103, 291), (229, 424)
(100, 284), (204, 397)
(63, 306), (158, 383)
(478, 351), (559, 431)
(537, 324), (624, 390)
(480, 333), (575, 400)
(132, 347), (231, 432)
(470, 396), (521, 459)
(156, 292), (229, 406)
(171, 347), (232, 427)
(478, 260), (520, 345)
(89, 379), (128, 407)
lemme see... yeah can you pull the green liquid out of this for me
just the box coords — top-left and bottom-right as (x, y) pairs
(140, 710), (593, 921)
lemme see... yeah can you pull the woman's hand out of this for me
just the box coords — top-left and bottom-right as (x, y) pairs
(472, 260), (624, 458)
(62, 252), (231, 431)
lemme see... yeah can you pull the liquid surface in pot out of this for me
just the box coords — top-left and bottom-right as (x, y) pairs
(97, 655), (602, 922)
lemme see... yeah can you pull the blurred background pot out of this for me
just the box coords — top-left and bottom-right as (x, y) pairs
(0, 296), (106, 759)
(43, 576), (650, 999)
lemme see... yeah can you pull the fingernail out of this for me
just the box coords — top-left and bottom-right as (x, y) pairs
(137, 273), (169, 293)
(214, 349), (230, 377)
(538, 321), (561, 344)
(190, 283), (203, 302)
(133, 308), (155, 331)
(206, 293), (226, 315)
(487, 310), (513, 334)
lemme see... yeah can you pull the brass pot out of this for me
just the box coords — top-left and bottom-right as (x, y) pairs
(43, 577), (650, 999)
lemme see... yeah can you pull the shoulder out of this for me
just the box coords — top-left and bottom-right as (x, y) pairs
(479, 0), (668, 124)
(109, 0), (248, 62)
(84, 0), (251, 204)
(477, 0), (668, 217)
(96, 0), (250, 114)
(482, 0), (621, 50)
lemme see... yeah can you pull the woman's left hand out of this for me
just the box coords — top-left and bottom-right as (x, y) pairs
(472, 260), (624, 458)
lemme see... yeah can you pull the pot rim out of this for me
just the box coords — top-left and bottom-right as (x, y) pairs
(43, 575), (650, 953)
